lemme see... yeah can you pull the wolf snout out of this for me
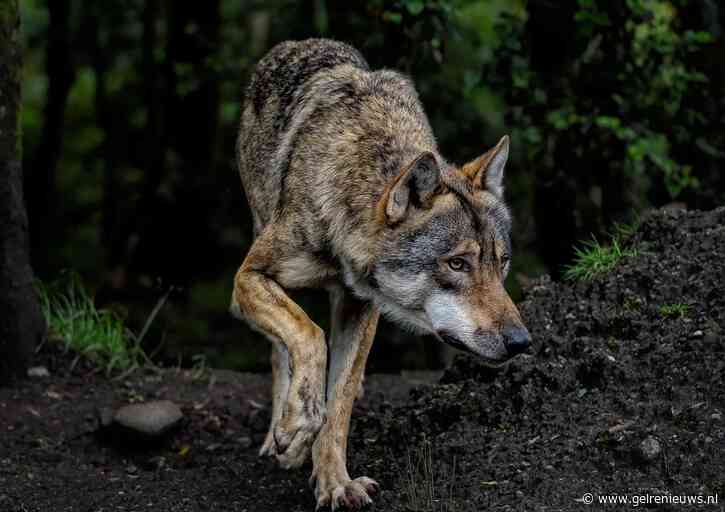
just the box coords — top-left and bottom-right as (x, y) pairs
(502, 324), (531, 356)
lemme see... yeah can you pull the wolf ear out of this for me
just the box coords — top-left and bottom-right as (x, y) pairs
(462, 135), (509, 197)
(384, 152), (441, 224)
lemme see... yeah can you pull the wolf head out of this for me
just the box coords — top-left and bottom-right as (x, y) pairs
(369, 136), (530, 363)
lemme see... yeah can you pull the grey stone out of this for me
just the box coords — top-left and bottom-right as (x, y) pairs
(113, 400), (183, 438)
(27, 366), (49, 378)
(638, 436), (662, 462)
(236, 436), (253, 448)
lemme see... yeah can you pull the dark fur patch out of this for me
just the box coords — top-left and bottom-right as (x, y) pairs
(249, 39), (369, 126)
(297, 377), (320, 419)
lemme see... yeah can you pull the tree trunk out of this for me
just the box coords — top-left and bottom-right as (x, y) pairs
(0, 0), (46, 385)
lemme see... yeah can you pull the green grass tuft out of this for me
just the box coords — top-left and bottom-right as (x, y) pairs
(658, 303), (691, 319)
(610, 219), (639, 242)
(563, 235), (638, 282)
(36, 273), (149, 374)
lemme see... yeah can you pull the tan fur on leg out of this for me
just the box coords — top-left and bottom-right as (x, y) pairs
(311, 288), (379, 510)
(233, 239), (327, 469)
(260, 344), (290, 457)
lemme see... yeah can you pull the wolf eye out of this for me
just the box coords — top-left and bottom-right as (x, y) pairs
(448, 257), (468, 272)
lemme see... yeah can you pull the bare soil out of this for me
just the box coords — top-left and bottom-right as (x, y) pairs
(1, 207), (724, 511)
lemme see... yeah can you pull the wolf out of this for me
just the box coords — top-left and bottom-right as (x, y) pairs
(230, 38), (531, 510)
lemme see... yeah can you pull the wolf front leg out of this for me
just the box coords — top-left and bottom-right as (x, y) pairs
(232, 248), (327, 469)
(259, 344), (290, 457)
(311, 287), (380, 510)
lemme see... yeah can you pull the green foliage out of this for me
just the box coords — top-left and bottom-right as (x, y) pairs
(36, 273), (147, 374)
(609, 219), (640, 242)
(491, 0), (718, 217)
(564, 234), (638, 282)
(658, 303), (691, 319)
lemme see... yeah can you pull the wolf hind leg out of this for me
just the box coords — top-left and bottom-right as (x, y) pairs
(231, 237), (327, 469)
(259, 343), (290, 457)
(310, 287), (380, 510)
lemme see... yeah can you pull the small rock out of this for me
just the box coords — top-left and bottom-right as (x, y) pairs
(125, 464), (138, 475)
(27, 366), (49, 378)
(691, 330), (704, 339)
(113, 400), (183, 438)
(515, 490), (524, 499)
(711, 413), (721, 421)
(236, 436), (253, 448)
(638, 436), (661, 462)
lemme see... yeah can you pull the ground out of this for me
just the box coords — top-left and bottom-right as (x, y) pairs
(1, 207), (724, 511)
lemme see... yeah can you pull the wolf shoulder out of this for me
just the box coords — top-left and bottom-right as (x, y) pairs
(244, 38), (370, 117)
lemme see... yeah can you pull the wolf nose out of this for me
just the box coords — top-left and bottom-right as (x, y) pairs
(503, 325), (531, 356)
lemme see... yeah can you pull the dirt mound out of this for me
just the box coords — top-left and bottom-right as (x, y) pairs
(359, 207), (725, 510)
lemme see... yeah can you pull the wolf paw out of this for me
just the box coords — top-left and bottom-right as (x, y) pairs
(259, 428), (277, 457)
(273, 409), (325, 469)
(313, 476), (379, 510)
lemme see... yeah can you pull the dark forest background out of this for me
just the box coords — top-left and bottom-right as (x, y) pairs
(20, 0), (725, 372)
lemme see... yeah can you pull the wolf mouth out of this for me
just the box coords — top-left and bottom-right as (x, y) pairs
(439, 333), (467, 349)
(437, 332), (510, 364)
